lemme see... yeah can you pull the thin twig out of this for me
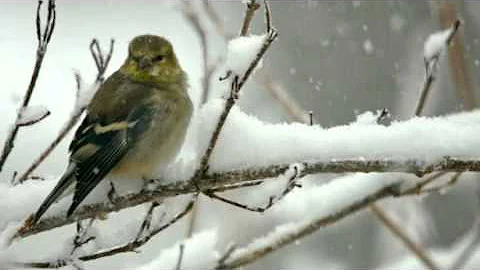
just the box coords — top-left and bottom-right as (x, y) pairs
(175, 244), (185, 270)
(16, 108), (51, 127)
(239, 0), (261, 36)
(203, 1), (228, 38)
(204, 165), (302, 213)
(370, 204), (440, 270)
(263, 0), (272, 33)
(182, 2), (211, 105)
(0, 0), (56, 172)
(16, 39), (114, 183)
(71, 218), (96, 255)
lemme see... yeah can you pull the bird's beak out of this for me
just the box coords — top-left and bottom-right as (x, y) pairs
(138, 57), (152, 70)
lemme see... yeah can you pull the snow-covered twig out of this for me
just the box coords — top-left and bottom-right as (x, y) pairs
(16, 106), (51, 127)
(204, 164), (303, 212)
(14, 156), (480, 239)
(0, 0), (56, 173)
(16, 38), (114, 183)
(191, 3), (278, 186)
(414, 19), (461, 116)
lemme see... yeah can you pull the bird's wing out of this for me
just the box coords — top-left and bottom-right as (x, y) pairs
(66, 103), (155, 216)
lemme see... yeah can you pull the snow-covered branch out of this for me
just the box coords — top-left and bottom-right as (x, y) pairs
(13, 155), (480, 239)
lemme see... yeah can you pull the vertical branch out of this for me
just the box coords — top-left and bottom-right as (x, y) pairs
(191, 0), (276, 181)
(0, 0), (56, 172)
(239, 0), (261, 36)
(182, 2), (210, 105)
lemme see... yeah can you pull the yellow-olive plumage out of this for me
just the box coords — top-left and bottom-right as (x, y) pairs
(33, 35), (192, 223)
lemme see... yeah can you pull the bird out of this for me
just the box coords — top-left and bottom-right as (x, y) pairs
(31, 34), (193, 224)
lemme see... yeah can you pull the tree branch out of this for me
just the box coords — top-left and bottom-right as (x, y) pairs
(14, 156), (480, 239)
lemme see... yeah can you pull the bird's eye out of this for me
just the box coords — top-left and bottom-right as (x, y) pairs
(153, 55), (165, 62)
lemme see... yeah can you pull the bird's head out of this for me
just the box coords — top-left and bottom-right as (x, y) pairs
(120, 35), (184, 85)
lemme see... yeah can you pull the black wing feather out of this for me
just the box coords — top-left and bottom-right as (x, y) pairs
(66, 104), (154, 216)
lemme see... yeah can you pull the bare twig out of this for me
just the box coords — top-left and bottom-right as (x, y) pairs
(134, 201), (161, 241)
(204, 165), (302, 212)
(15, 156), (480, 239)
(175, 244), (185, 270)
(182, 2), (211, 105)
(263, 0), (272, 33)
(240, 0), (261, 36)
(16, 38), (114, 183)
(71, 218), (96, 255)
(414, 19), (461, 116)
(0, 0), (56, 172)
(261, 75), (311, 123)
(370, 204), (440, 270)
(202, 1), (228, 38)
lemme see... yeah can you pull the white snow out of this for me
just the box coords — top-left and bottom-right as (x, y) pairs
(424, 27), (453, 62)
(224, 34), (266, 76)
(3, 101), (480, 225)
(74, 81), (101, 115)
(136, 229), (219, 270)
(363, 39), (374, 55)
(16, 105), (49, 126)
(192, 99), (480, 173)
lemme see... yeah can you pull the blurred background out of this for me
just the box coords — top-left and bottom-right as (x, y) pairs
(1, 1), (480, 269)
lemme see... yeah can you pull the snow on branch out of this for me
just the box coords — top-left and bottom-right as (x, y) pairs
(16, 105), (50, 127)
(415, 19), (461, 116)
(13, 155), (480, 239)
(8, 90), (480, 236)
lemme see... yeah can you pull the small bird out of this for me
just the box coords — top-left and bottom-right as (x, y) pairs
(32, 34), (193, 224)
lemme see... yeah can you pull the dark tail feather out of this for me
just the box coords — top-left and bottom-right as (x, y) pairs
(32, 164), (76, 224)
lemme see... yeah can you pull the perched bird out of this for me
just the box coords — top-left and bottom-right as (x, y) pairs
(32, 34), (193, 224)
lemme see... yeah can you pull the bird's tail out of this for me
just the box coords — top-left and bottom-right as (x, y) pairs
(32, 164), (76, 224)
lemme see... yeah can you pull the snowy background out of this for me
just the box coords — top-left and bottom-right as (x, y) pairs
(2, 1), (480, 269)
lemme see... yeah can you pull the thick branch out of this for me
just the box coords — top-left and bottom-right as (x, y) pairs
(15, 157), (480, 238)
